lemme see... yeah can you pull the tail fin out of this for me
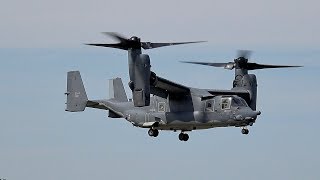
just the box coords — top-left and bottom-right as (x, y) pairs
(109, 78), (128, 102)
(65, 71), (88, 112)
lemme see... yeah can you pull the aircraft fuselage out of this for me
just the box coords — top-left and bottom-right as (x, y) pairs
(103, 94), (259, 131)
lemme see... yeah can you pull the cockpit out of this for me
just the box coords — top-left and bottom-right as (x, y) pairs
(231, 96), (248, 107)
(221, 96), (248, 110)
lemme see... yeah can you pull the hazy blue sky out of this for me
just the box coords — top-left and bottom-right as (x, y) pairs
(1, 0), (319, 180)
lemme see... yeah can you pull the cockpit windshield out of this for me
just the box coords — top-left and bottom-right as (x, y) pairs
(231, 97), (248, 107)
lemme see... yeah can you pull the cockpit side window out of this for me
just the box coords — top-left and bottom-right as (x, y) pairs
(240, 99), (249, 107)
(221, 97), (231, 110)
(205, 100), (214, 111)
(231, 97), (248, 107)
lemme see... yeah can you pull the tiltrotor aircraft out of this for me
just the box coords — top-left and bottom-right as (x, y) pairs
(65, 33), (300, 141)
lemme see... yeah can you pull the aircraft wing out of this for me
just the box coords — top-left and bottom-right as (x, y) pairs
(150, 74), (251, 100)
(207, 89), (251, 101)
(151, 75), (190, 97)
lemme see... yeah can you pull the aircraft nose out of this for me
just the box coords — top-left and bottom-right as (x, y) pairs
(244, 110), (261, 120)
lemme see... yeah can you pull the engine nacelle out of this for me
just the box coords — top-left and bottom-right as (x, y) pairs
(239, 74), (257, 111)
(132, 54), (151, 107)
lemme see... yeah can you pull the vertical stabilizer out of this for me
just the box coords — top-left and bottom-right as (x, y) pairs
(109, 78), (128, 102)
(65, 71), (88, 112)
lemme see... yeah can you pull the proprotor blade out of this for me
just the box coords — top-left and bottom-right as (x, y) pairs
(85, 43), (129, 50)
(182, 50), (302, 71)
(102, 32), (128, 43)
(181, 61), (235, 70)
(141, 41), (206, 50)
(87, 32), (205, 51)
(181, 61), (228, 67)
(246, 63), (303, 70)
(86, 32), (138, 50)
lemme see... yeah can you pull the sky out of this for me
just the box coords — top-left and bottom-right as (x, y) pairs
(0, 0), (320, 180)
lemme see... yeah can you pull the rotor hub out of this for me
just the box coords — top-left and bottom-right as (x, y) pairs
(130, 36), (140, 42)
(234, 57), (248, 69)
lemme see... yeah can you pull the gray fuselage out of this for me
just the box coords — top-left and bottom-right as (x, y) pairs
(104, 94), (259, 131)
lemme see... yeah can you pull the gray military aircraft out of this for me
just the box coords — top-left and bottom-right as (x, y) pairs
(65, 33), (300, 141)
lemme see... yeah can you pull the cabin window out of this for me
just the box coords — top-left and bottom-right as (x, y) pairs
(221, 97), (231, 110)
(205, 100), (214, 111)
(158, 102), (166, 112)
